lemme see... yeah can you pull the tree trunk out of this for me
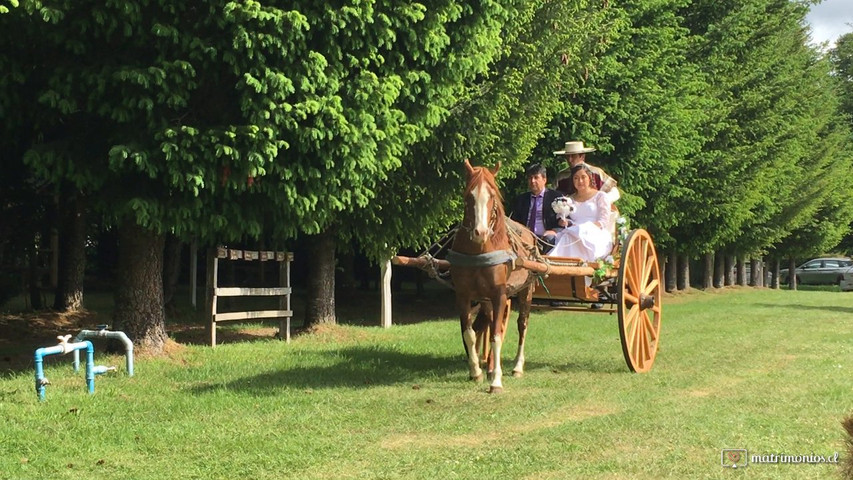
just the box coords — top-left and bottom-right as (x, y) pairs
(713, 251), (725, 288)
(677, 254), (690, 291)
(305, 229), (336, 327)
(725, 255), (735, 286)
(769, 259), (780, 289)
(162, 234), (182, 307)
(736, 256), (747, 286)
(666, 251), (677, 292)
(749, 258), (761, 287)
(702, 253), (713, 289)
(788, 257), (798, 290)
(113, 222), (167, 354)
(54, 193), (87, 312)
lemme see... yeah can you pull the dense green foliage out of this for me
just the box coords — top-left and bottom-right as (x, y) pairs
(0, 0), (519, 244)
(349, 1), (612, 257)
(828, 32), (853, 255)
(534, 0), (708, 251)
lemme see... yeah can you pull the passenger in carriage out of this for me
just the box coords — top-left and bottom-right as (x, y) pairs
(509, 163), (562, 253)
(548, 164), (613, 262)
(553, 140), (620, 204)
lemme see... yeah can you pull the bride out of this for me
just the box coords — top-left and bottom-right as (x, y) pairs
(548, 164), (612, 261)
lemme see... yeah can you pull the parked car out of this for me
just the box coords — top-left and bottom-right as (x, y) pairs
(840, 265), (853, 291)
(779, 257), (852, 285)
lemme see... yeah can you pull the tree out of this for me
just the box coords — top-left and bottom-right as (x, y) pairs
(1, 1), (524, 344)
(829, 32), (853, 255)
(347, 0), (613, 259)
(670, 0), (835, 262)
(529, 0), (709, 290)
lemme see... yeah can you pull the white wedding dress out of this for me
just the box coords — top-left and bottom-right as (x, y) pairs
(548, 191), (612, 262)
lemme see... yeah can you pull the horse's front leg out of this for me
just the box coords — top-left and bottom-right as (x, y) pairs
(512, 283), (534, 377)
(488, 288), (508, 394)
(457, 295), (483, 382)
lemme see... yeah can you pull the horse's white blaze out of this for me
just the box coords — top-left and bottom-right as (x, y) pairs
(490, 337), (503, 389)
(463, 327), (482, 379)
(470, 183), (492, 243)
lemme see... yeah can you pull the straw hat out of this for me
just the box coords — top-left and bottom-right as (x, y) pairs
(553, 141), (596, 155)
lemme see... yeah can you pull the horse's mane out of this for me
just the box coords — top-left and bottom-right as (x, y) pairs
(464, 166), (508, 249)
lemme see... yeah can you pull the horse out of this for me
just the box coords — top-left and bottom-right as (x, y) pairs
(449, 159), (538, 393)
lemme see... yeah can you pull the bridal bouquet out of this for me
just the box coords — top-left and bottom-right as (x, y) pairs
(551, 196), (576, 222)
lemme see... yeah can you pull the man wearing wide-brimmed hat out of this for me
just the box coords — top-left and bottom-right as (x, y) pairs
(553, 141), (619, 203)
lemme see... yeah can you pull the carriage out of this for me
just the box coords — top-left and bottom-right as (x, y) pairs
(392, 160), (662, 392)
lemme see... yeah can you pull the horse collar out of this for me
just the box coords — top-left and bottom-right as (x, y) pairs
(446, 249), (516, 267)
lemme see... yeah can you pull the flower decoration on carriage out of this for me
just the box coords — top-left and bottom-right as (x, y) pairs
(616, 215), (630, 244)
(593, 255), (615, 283)
(551, 196), (576, 222)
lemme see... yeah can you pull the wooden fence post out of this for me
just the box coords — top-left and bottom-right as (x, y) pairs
(380, 258), (392, 328)
(208, 247), (294, 347)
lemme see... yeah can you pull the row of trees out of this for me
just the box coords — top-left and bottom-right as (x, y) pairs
(1, 0), (851, 352)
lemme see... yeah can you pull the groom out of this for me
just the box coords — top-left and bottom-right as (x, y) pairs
(509, 164), (562, 253)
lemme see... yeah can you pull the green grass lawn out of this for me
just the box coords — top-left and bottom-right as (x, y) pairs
(1, 287), (851, 479)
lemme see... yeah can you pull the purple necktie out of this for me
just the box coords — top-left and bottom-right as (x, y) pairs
(527, 195), (540, 231)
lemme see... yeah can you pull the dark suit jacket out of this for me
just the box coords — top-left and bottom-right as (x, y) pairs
(510, 188), (562, 232)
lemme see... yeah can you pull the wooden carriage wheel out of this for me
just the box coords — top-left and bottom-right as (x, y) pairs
(617, 229), (662, 373)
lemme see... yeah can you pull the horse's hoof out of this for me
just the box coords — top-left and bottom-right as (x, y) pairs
(488, 386), (504, 394)
(470, 374), (483, 382)
(512, 370), (523, 378)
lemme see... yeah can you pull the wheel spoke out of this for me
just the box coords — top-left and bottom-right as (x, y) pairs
(638, 319), (648, 364)
(641, 244), (653, 288)
(627, 241), (644, 294)
(626, 263), (641, 296)
(644, 279), (660, 297)
(623, 291), (639, 305)
(625, 303), (640, 344)
(642, 310), (658, 343)
(633, 315), (645, 367)
(632, 242), (643, 284)
(641, 239), (651, 277)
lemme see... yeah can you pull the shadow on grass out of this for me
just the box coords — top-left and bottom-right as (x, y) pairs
(189, 345), (465, 394)
(537, 358), (628, 375)
(188, 345), (627, 396)
(753, 303), (853, 314)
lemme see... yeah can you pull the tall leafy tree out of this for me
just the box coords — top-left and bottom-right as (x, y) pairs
(534, 0), (708, 250)
(829, 32), (853, 255)
(667, 0), (842, 266)
(717, 1), (849, 257)
(0, 0), (519, 349)
(347, 0), (612, 258)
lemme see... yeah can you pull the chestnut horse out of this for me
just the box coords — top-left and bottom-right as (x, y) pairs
(450, 159), (538, 393)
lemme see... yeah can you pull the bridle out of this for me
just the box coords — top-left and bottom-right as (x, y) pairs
(459, 191), (500, 241)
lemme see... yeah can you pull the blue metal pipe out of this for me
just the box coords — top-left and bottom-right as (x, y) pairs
(35, 339), (94, 401)
(72, 326), (134, 377)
